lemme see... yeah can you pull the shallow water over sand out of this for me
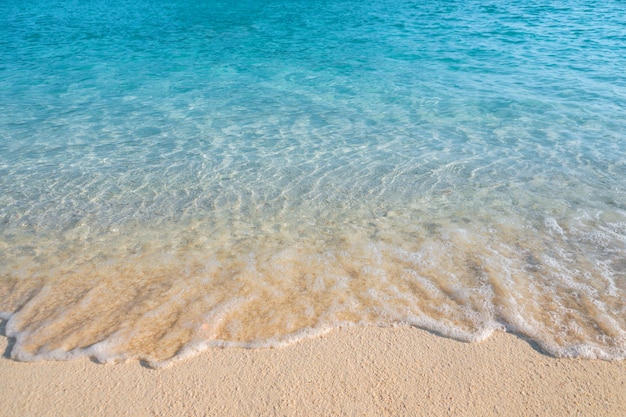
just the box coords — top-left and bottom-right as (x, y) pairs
(1, 0), (625, 366)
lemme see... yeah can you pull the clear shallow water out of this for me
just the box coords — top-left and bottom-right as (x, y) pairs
(1, 0), (625, 366)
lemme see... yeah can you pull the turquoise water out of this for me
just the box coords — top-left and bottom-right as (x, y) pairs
(1, 0), (625, 366)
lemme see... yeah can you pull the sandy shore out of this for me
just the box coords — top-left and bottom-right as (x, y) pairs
(1, 325), (624, 417)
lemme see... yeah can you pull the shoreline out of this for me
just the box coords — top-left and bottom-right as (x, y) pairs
(1, 325), (624, 416)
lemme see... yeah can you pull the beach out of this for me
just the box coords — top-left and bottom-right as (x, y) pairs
(2, 1), (626, 415)
(1, 325), (624, 417)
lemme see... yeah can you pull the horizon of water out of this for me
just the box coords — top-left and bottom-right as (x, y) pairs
(1, 0), (625, 367)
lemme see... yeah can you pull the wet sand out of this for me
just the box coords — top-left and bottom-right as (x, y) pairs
(1, 325), (624, 417)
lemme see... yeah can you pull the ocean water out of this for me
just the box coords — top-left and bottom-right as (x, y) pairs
(1, 0), (625, 367)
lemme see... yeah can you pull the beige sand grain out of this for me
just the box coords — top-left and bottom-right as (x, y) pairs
(1, 326), (624, 417)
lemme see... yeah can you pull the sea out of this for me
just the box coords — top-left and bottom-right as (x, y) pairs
(1, 0), (625, 367)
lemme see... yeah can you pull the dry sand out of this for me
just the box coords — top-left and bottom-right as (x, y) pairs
(1, 325), (624, 417)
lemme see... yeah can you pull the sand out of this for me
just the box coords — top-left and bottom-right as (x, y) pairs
(1, 325), (624, 417)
